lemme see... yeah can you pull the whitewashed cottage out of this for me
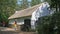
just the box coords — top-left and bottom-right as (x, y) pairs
(8, 2), (53, 30)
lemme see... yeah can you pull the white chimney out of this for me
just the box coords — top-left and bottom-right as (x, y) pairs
(15, 11), (18, 13)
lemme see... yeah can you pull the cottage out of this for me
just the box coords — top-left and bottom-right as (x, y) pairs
(8, 2), (53, 31)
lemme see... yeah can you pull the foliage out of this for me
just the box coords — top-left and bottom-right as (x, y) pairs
(0, 0), (17, 23)
(37, 12), (59, 34)
(36, 16), (51, 34)
(31, 0), (41, 6)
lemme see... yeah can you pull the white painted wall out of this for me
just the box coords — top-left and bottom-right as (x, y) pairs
(9, 16), (31, 25)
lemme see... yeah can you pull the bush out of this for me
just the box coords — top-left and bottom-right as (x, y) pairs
(36, 12), (60, 34)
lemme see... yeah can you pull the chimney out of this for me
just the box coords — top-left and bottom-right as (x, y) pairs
(15, 11), (18, 13)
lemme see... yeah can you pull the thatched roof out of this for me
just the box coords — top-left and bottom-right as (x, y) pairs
(8, 4), (41, 19)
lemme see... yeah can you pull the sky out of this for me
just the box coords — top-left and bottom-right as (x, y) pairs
(17, 0), (44, 4)
(17, 0), (32, 4)
(27, 0), (31, 2)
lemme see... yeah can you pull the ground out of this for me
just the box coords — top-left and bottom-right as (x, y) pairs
(0, 27), (36, 34)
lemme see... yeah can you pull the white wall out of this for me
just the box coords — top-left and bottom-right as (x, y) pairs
(9, 16), (31, 25)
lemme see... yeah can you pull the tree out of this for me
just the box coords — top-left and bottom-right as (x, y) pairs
(19, 0), (28, 10)
(31, 0), (41, 6)
(51, 0), (60, 34)
(0, 0), (17, 24)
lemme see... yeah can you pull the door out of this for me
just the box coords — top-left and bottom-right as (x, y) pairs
(24, 19), (31, 31)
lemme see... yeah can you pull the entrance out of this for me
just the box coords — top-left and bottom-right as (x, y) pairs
(24, 19), (31, 27)
(21, 19), (31, 31)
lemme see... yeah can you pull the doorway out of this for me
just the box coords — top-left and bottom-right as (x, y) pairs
(24, 19), (31, 27)
(21, 19), (31, 31)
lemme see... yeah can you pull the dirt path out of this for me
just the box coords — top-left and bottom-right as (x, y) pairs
(0, 31), (36, 34)
(0, 27), (36, 34)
